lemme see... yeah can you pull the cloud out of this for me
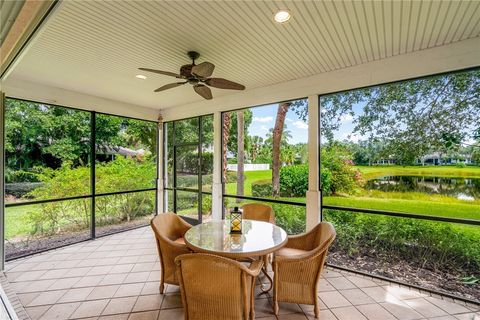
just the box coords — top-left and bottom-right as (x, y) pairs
(253, 116), (273, 123)
(286, 118), (294, 122)
(342, 132), (362, 142)
(340, 114), (353, 123)
(292, 120), (308, 130)
(259, 125), (269, 131)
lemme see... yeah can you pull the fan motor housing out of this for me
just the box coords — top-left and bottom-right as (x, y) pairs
(180, 64), (194, 78)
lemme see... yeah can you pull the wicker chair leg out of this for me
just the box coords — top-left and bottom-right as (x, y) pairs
(274, 300), (279, 316)
(159, 282), (165, 294)
(250, 278), (255, 320)
(314, 300), (320, 318)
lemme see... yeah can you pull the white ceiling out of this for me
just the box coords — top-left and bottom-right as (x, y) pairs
(5, 0), (480, 110)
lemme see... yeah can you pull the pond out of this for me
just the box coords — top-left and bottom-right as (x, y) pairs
(365, 176), (480, 201)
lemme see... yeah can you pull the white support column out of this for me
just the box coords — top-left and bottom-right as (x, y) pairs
(306, 95), (321, 231)
(157, 117), (165, 214)
(211, 112), (223, 220)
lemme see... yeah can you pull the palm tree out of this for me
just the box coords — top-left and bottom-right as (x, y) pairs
(250, 135), (263, 161)
(272, 102), (291, 196)
(265, 127), (292, 147)
(222, 113), (231, 183)
(236, 111), (245, 197)
(281, 145), (296, 165)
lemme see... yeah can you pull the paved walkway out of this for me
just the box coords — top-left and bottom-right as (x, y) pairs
(3, 226), (479, 320)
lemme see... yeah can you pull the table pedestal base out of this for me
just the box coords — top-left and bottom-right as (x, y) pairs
(259, 255), (273, 294)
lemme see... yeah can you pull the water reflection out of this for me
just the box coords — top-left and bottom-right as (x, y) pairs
(365, 175), (480, 200)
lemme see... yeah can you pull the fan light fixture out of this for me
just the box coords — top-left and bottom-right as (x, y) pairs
(135, 74), (147, 79)
(274, 10), (291, 23)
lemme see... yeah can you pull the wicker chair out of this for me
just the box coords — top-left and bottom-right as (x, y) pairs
(241, 203), (276, 267)
(272, 222), (336, 318)
(241, 203), (275, 224)
(175, 253), (263, 320)
(151, 213), (192, 293)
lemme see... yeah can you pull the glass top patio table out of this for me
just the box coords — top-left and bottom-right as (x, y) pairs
(184, 219), (288, 259)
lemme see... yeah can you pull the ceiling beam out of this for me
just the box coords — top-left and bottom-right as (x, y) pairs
(2, 77), (160, 121)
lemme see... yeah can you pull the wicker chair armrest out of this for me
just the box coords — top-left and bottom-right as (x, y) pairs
(178, 218), (193, 235)
(275, 236), (334, 264)
(245, 260), (263, 277)
(285, 230), (315, 250)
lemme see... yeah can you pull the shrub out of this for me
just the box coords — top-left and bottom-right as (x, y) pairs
(176, 192), (199, 212)
(226, 171), (238, 183)
(321, 144), (362, 195)
(201, 152), (213, 174)
(272, 203), (306, 235)
(25, 157), (156, 236)
(456, 162), (467, 168)
(279, 165), (308, 197)
(251, 179), (272, 197)
(5, 182), (43, 198)
(320, 168), (333, 196)
(202, 196), (212, 215)
(324, 209), (480, 274)
(5, 169), (40, 183)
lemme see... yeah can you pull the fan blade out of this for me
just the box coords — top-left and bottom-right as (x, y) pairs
(193, 84), (213, 100)
(139, 68), (182, 78)
(154, 82), (186, 92)
(205, 78), (245, 90)
(191, 62), (215, 78)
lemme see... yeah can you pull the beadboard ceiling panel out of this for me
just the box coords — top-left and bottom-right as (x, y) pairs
(6, 0), (480, 109)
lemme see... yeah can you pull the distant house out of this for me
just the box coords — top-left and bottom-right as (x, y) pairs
(417, 152), (473, 165)
(96, 146), (145, 162)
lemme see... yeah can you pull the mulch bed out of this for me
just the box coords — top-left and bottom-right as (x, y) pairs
(328, 250), (480, 302)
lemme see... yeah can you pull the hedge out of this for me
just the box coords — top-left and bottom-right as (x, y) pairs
(5, 182), (43, 198)
(251, 179), (272, 197)
(279, 165), (308, 197)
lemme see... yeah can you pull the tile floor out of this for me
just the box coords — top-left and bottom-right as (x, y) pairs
(3, 226), (479, 320)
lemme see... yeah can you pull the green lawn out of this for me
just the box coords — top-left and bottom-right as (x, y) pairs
(224, 166), (480, 220)
(323, 196), (479, 220)
(225, 170), (272, 195)
(5, 205), (34, 239)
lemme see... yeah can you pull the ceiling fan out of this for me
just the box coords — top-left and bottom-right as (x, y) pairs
(139, 51), (245, 100)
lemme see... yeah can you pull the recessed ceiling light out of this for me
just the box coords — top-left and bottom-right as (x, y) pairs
(274, 10), (291, 23)
(135, 74), (147, 80)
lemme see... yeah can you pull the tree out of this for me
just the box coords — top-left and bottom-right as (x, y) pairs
(225, 109), (253, 157)
(222, 113), (231, 183)
(124, 119), (158, 155)
(265, 127), (292, 148)
(294, 143), (308, 164)
(281, 145), (296, 165)
(5, 99), (157, 181)
(321, 70), (480, 165)
(236, 111), (245, 197)
(271, 99), (307, 196)
(249, 135), (263, 162)
(272, 103), (290, 196)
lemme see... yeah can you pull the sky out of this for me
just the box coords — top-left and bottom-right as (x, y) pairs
(247, 99), (477, 146)
(247, 101), (364, 145)
(248, 103), (308, 144)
